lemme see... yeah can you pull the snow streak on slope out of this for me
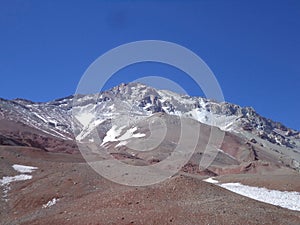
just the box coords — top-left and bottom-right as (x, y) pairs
(203, 177), (219, 184)
(12, 164), (38, 173)
(101, 125), (126, 145)
(0, 174), (33, 186)
(101, 125), (146, 147)
(203, 177), (300, 211)
(0, 164), (38, 202)
(42, 198), (59, 208)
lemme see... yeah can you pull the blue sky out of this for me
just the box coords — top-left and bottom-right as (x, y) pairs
(0, 0), (299, 130)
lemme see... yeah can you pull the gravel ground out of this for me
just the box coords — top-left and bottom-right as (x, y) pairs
(1, 146), (300, 225)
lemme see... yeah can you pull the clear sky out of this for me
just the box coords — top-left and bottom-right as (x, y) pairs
(0, 0), (299, 130)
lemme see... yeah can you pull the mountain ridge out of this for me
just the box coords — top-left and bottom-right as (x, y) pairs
(0, 82), (299, 172)
(0, 83), (300, 144)
(4, 82), (299, 133)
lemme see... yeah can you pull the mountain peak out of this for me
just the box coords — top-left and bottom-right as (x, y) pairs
(0, 82), (299, 153)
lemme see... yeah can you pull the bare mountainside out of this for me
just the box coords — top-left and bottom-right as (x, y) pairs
(0, 82), (300, 224)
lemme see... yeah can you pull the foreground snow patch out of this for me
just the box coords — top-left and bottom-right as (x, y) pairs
(12, 164), (38, 173)
(42, 198), (59, 208)
(203, 177), (300, 211)
(0, 174), (32, 186)
(203, 177), (219, 184)
(0, 164), (38, 201)
(220, 183), (300, 211)
(0, 164), (38, 186)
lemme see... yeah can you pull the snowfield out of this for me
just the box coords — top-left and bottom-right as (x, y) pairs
(203, 177), (300, 211)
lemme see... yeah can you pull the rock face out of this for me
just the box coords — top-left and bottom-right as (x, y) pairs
(0, 82), (299, 169)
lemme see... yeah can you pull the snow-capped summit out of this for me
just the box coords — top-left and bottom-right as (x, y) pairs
(71, 83), (299, 148)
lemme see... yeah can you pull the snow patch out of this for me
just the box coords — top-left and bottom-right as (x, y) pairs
(220, 183), (300, 211)
(76, 119), (106, 141)
(115, 141), (128, 147)
(75, 112), (95, 127)
(12, 164), (38, 173)
(32, 112), (48, 123)
(101, 125), (126, 145)
(203, 177), (219, 184)
(203, 177), (300, 211)
(217, 149), (237, 160)
(1, 164), (38, 202)
(118, 127), (146, 141)
(0, 174), (33, 186)
(42, 198), (59, 208)
(73, 104), (97, 127)
(186, 108), (237, 131)
(102, 126), (146, 147)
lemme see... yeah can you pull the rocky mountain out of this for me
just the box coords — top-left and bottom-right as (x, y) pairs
(0, 82), (299, 172)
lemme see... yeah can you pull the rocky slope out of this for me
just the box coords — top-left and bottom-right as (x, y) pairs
(1, 145), (300, 225)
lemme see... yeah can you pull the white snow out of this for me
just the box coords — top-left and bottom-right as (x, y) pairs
(108, 105), (115, 110)
(27, 122), (71, 140)
(101, 126), (146, 147)
(47, 128), (71, 140)
(75, 111), (95, 128)
(203, 177), (219, 184)
(203, 177), (300, 211)
(220, 183), (300, 211)
(118, 127), (146, 141)
(93, 119), (106, 127)
(73, 104), (97, 127)
(101, 125), (126, 145)
(42, 198), (59, 208)
(76, 119), (106, 141)
(186, 108), (237, 131)
(12, 164), (38, 173)
(1, 164), (38, 202)
(0, 174), (33, 186)
(115, 141), (128, 147)
(217, 149), (237, 160)
(158, 90), (195, 105)
(143, 103), (153, 110)
(32, 112), (48, 123)
(43, 128), (71, 140)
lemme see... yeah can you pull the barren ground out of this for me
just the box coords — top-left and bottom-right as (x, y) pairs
(1, 146), (300, 225)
